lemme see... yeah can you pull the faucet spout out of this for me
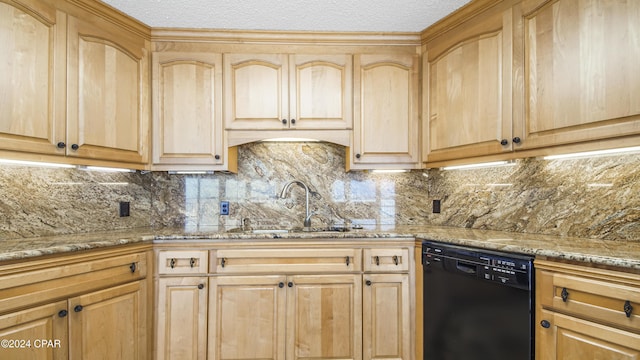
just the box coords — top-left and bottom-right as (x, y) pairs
(280, 180), (312, 229)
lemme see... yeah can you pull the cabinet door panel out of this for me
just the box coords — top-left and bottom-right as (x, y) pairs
(209, 275), (286, 360)
(424, 8), (514, 164)
(224, 54), (287, 130)
(152, 52), (223, 166)
(363, 274), (410, 360)
(67, 15), (148, 164)
(520, 0), (640, 149)
(156, 277), (207, 360)
(291, 54), (352, 129)
(538, 309), (640, 359)
(69, 281), (146, 360)
(0, 300), (68, 360)
(286, 274), (362, 360)
(0, 1), (65, 156)
(352, 54), (419, 168)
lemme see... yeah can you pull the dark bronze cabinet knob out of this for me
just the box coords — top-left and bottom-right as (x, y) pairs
(512, 137), (522, 144)
(540, 320), (551, 328)
(71, 144), (79, 150)
(57, 142), (66, 149)
(215, 154), (220, 160)
(500, 139), (508, 146)
(365, 280), (372, 286)
(287, 282), (293, 288)
(278, 282), (285, 288)
(58, 310), (68, 318)
(198, 284), (204, 290)
(291, 119), (296, 124)
(282, 119), (287, 125)
(356, 153), (361, 159)
(74, 305), (83, 313)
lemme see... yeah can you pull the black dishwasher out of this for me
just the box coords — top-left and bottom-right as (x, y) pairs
(422, 240), (534, 360)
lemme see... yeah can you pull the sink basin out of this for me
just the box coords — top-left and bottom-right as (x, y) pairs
(226, 227), (350, 234)
(249, 229), (291, 234)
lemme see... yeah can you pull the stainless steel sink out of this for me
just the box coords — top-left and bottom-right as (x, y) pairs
(226, 227), (349, 234)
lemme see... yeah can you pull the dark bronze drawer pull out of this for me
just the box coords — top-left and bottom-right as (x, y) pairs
(345, 256), (350, 266)
(624, 300), (633, 318)
(375, 256), (380, 266)
(170, 258), (176, 269)
(221, 258), (226, 268)
(190, 257), (196, 268)
(561, 288), (569, 302)
(393, 255), (399, 266)
(129, 262), (136, 273)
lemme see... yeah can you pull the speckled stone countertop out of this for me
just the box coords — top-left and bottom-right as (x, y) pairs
(1, 226), (639, 271)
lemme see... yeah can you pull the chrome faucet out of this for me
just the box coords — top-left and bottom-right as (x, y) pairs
(279, 180), (313, 229)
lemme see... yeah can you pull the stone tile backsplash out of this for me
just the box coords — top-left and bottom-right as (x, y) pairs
(0, 142), (638, 240)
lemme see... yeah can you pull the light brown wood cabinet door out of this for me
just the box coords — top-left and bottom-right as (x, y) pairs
(0, 0), (66, 156)
(152, 52), (224, 168)
(352, 54), (420, 169)
(66, 15), (149, 164)
(286, 274), (362, 360)
(424, 7), (514, 163)
(537, 309), (640, 360)
(68, 281), (146, 360)
(362, 274), (410, 360)
(209, 275), (287, 360)
(518, 0), (640, 150)
(290, 54), (352, 130)
(156, 277), (208, 360)
(0, 300), (68, 360)
(224, 53), (288, 130)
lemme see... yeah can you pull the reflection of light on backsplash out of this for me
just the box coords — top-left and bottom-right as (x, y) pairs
(350, 180), (376, 202)
(487, 183), (513, 187)
(49, 182), (84, 186)
(587, 183), (614, 188)
(331, 181), (346, 202)
(99, 182), (130, 186)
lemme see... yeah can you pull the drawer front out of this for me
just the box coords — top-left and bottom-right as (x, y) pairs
(158, 250), (208, 275)
(537, 268), (640, 332)
(363, 248), (409, 272)
(214, 248), (361, 274)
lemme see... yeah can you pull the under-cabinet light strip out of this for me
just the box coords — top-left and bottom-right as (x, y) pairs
(0, 159), (75, 168)
(542, 146), (640, 160)
(441, 161), (513, 171)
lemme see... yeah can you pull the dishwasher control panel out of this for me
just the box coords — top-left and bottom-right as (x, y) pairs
(422, 241), (533, 290)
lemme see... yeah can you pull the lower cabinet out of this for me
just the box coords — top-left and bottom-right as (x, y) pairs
(156, 242), (413, 360)
(209, 274), (361, 360)
(0, 246), (151, 360)
(156, 277), (208, 360)
(363, 274), (410, 360)
(535, 260), (640, 360)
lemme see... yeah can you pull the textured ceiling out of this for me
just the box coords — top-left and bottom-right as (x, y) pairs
(100, 0), (471, 32)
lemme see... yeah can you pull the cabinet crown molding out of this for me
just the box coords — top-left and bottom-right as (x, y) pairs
(151, 28), (421, 46)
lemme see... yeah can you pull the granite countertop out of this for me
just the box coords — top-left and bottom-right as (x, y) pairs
(0, 226), (639, 271)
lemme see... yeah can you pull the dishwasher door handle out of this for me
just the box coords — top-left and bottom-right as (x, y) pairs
(456, 261), (477, 275)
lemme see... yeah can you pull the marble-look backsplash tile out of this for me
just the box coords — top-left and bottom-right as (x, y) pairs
(1, 142), (638, 241)
(0, 166), (152, 239)
(425, 155), (640, 240)
(150, 142), (430, 231)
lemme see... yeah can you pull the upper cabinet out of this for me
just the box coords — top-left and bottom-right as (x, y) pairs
(423, 3), (515, 165)
(516, 0), (640, 150)
(349, 53), (420, 170)
(0, 0), (66, 157)
(224, 53), (352, 130)
(151, 51), (237, 172)
(66, 14), (149, 165)
(0, 0), (150, 168)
